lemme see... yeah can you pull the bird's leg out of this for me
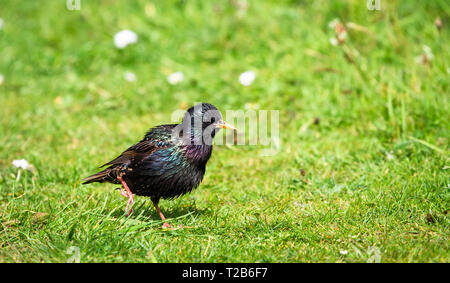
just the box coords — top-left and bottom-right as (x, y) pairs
(115, 187), (131, 214)
(152, 199), (172, 228)
(117, 175), (134, 216)
(116, 187), (129, 198)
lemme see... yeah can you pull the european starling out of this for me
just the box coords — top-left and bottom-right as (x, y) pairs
(82, 103), (235, 228)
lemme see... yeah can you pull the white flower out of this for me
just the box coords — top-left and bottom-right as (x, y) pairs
(239, 71), (256, 86)
(329, 37), (338, 46)
(337, 30), (347, 42)
(0, 74), (4, 85)
(12, 159), (32, 170)
(13, 159), (33, 181)
(422, 45), (434, 60)
(124, 71), (137, 82)
(114, 30), (138, 49)
(416, 45), (434, 65)
(340, 250), (348, 255)
(328, 18), (340, 29)
(386, 151), (394, 161)
(0, 18), (4, 30)
(167, 71), (184, 85)
(414, 55), (423, 64)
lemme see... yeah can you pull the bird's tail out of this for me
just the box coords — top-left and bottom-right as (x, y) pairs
(82, 168), (113, 184)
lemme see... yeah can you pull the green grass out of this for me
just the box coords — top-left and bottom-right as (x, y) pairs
(0, 0), (449, 262)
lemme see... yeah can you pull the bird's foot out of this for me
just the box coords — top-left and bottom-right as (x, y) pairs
(126, 207), (134, 216)
(162, 222), (173, 229)
(116, 188), (129, 198)
(125, 194), (135, 216)
(117, 176), (135, 216)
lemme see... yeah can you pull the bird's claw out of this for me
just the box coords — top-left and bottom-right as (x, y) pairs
(116, 187), (129, 198)
(120, 190), (129, 198)
(117, 176), (135, 216)
(162, 222), (173, 229)
(125, 194), (135, 216)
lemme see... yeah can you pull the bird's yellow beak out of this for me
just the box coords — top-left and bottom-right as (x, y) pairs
(215, 120), (237, 130)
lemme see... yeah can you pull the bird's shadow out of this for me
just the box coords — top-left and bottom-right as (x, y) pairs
(110, 199), (211, 222)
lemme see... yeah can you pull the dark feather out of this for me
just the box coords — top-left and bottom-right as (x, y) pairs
(81, 167), (115, 184)
(82, 103), (224, 202)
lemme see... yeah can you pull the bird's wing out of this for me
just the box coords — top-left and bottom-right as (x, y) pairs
(99, 139), (170, 168)
(134, 146), (184, 177)
(82, 140), (167, 184)
(82, 124), (184, 184)
(100, 124), (176, 168)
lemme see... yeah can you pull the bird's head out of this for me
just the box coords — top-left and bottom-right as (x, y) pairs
(179, 103), (236, 145)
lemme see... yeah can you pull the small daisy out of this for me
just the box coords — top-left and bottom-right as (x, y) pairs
(335, 23), (347, 44)
(415, 45), (434, 65)
(337, 30), (347, 43)
(386, 151), (394, 161)
(124, 71), (137, 82)
(422, 45), (434, 60)
(328, 18), (340, 29)
(167, 71), (184, 85)
(239, 71), (256, 86)
(340, 250), (348, 255)
(329, 37), (338, 46)
(12, 159), (34, 181)
(0, 74), (4, 85)
(13, 159), (32, 170)
(114, 30), (138, 49)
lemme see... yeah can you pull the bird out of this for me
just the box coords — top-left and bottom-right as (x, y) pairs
(82, 103), (236, 228)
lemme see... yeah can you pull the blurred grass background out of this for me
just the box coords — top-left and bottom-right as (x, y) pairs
(0, 0), (448, 262)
